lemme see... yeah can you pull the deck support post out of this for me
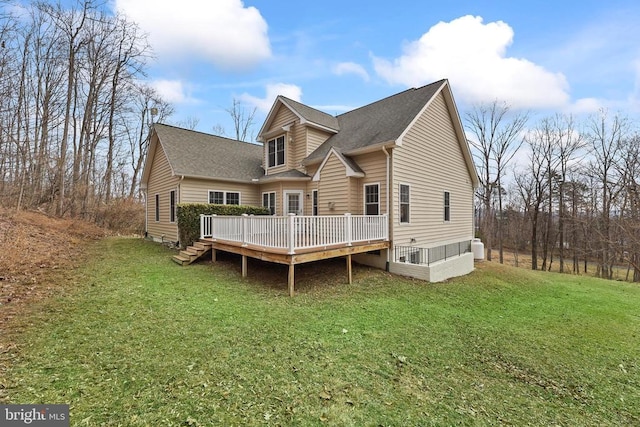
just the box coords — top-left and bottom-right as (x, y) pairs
(347, 254), (352, 284)
(288, 264), (295, 297)
(211, 248), (217, 262)
(242, 255), (247, 277)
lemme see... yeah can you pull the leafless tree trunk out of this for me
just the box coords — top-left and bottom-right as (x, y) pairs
(586, 110), (628, 279)
(227, 98), (257, 142)
(466, 101), (528, 263)
(43, 1), (90, 216)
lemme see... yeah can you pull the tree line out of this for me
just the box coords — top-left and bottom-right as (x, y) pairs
(0, 1), (173, 219)
(467, 102), (640, 282)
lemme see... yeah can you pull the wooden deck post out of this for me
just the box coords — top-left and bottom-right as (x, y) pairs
(211, 248), (217, 262)
(347, 254), (352, 284)
(288, 264), (295, 297)
(242, 255), (247, 277)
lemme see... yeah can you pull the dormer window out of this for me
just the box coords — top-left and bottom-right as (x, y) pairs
(267, 135), (285, 168)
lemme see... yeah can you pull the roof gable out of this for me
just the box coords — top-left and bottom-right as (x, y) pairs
(141, 123), (264, 186)
(257, 96), (339, 140)
(312, 148), (365, 182)
(304, 80), (446, 163)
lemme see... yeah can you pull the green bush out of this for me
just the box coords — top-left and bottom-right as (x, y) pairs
(177, 203), (270, 248)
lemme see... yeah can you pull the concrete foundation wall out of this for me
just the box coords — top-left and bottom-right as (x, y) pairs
(352, 249), (388, 269)
(389, 252), (474, 282)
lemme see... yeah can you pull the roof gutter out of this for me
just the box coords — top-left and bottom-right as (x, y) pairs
(174, 173), (264, 184)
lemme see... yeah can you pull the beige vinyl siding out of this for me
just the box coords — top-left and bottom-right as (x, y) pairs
(180, 178), (259, 206)
(353, 151), (388, 215)
(304, 166), (319, 215)
(289, 123), (307, 171)
(146, 140), (179, 241)
(306, 127), (332, 156)
(317, 153), (350, 215)
(392, 91), (474, 247)
(264, 107), (297, 175)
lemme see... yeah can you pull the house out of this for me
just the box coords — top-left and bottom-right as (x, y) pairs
(140, 79), (479, 289)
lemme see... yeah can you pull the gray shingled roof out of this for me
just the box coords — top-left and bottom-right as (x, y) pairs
(258, 169), (310, 182)
(280, 97), (340, 131)
(154, 123), (264, 181)
(305, 80), (444, 163)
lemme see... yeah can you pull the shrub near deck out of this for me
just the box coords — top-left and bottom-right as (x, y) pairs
(3, 238), (639, 426)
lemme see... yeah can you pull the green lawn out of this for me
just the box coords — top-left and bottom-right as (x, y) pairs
(3, 238), (639, 426)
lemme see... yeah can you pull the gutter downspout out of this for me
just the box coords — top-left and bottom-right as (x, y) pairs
(143, 189), (147, 238)
(382, 146), (391, 271)
(177, 175), (184, 243)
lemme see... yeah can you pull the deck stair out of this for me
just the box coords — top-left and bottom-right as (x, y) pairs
(172, 240), (213, 266)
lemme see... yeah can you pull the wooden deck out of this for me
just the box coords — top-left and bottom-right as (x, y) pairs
(203, 237), (390, 296)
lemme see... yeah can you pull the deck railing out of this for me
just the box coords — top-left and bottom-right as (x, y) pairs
(201, 213), (388, 254)
(394, 240), (472, 266)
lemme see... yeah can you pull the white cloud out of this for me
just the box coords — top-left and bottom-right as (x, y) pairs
(372, 15), (570, 109)
(240, 83), (303, 113)
(568, 97), (602, 114)
(114, 0), (271, 70)
(151, 79), (198, 104)
(333, 62), (370, 81)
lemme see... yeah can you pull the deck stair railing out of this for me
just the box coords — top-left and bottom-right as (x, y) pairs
(201, 213), (388, 254)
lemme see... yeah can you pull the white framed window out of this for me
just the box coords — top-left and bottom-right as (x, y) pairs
(284, 190), (303, 215)
(169, 190), (176, 223)
(209, 191), (224, 204)
(209, 190), (241, 205)
(154, 194), (160, 222)
(364, 183), (380, 215)
(267, 135), (285, 168)
(226, 192), (240, 205)
(444, 191), (451, 222)
(262, 192), (276, 215)
(312, 190), (318, 216)
(399, 184), (410, 223)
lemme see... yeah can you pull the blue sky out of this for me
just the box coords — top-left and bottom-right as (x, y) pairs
(112, 0), (640, 137)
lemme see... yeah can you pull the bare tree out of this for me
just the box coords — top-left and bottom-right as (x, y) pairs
(466, 100), (528, 262)
(617, 135), (640, 281)
(550, 115), (584, 272)
(175, 116), (200, 130)
(0, 1), (172, 220)
(517, 126), (551, 271)
(211, 123), (226, 136)
(585, 109), (628, 279)
(104, 14), (149, 203)
(126, 83), (173, 198)
(42, 0), (92, 216)
(227, 98), (256, 142)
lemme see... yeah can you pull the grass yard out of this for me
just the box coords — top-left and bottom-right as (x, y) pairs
(2, 237), (639, 426)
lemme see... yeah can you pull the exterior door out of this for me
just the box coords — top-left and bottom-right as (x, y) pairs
(284, 191), (304, 215)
